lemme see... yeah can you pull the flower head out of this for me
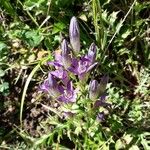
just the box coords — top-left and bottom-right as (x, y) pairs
(70, 57), (97, 81)
(50, 68), (69, 85)
(94, 94), (108, 108)
(48, 39), (73, 70)
(59, 81), (77, 103)
(69, 16), (80, 53)
(40, 73), (61, 98)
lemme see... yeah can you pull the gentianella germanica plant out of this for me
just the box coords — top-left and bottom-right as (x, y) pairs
(40, 16), (110, 148)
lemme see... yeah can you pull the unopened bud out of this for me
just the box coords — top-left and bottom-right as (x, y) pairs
(69, 16), (80, 53)
(61, 39), (71, 68)
(89, 80), (99, 100)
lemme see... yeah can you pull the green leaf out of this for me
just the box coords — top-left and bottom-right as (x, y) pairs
(0, 42), (7, 51)
(141, 133), (150, 150)
(25, 30), (43, 47)
(109, 11), (119, 26)
(0, 42), (8, 59)
(0, 69), (5, 77)
(44, 38), (52, 50)
(24, 0), (45, 11)
(121, 29), (131, 39)
(129, 145), (140, 150)
(0, 0), (15, 17)
(115, 139), (125, 150)
(52, 22), (65, 34)
(123, 134), (133, 145)
(0, 82), (9, 92)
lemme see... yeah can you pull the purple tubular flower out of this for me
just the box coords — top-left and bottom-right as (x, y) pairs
(50, 68), (69, 85)
(89, 80), (100, 100)
(78, 58), (97, 80)
(86, 43), (97, 64)
(96, 112), (105, 122)
(47, 47), (65, 68)
(40, 73), (61, 98)
(69, 16), (80, 53)
(61, 39), (72, 69)
(48, 40), (73, 69)
(89, 76), (108, 100)
(40, 80), (50, 92)
(47, 50), (63, 68)
(70, 57), (97, 80)
(54, 50), (62, 62)
(59, 81), (77, 103)
(99, 75), (109, 95)
(94, 94), (107, 107)
(47, 61), (62, 68)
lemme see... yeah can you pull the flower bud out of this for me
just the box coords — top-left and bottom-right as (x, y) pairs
(69, 16), (80, 53)
(47, 73), (61, 98)
(87, 43), (97, 64)
(61, 39), (71, 68)
(96, 112), (105, 122)
(89, 80), (100, 100)
(99, 75), (109, 95)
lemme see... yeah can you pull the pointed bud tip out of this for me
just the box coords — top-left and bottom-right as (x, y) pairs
(71, 16), (77, 22)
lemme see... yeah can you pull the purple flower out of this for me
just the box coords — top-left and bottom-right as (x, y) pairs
(94, 94), (106, 107)
(89, 80), (100, 100)
(48, 39), (73, 70)
(50, 68), (69, 85)
(89, 76), (108, 100)
(61, 39), (72, 69)
(85, 43), (97, 64)
(47, 48), (63, 68)
(54, 49), (62, 63)
(69, 16), (80, 53)
(96, 112), (105, 122)
(70, 57), (97, 80)
(40, 73), (61, 98)
(59, 81), (77, 103)
(51, 49), (63, 67)
(47, 59), (62, 68)
(94, 94), (111, 108)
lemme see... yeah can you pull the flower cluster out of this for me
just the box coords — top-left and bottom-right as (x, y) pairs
(40, 16), (109, 121)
